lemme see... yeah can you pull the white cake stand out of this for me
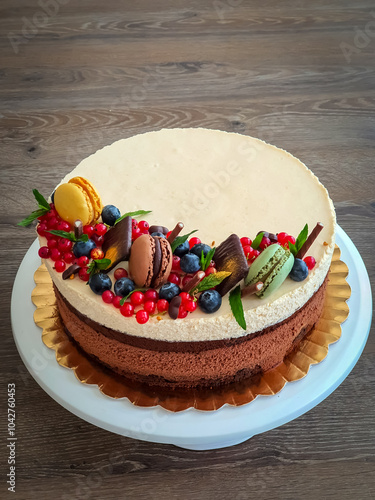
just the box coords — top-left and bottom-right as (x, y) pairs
(11, 225), (372, 450)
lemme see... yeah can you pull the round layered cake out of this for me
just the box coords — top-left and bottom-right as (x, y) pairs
(36, 128), (336, 388)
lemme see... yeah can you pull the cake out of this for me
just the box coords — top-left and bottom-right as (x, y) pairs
(25, 128), (336, 389)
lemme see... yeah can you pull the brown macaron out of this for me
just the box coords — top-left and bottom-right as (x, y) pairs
(128, 234), (173, 288)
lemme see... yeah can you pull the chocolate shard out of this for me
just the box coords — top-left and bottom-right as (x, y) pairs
(169, 295), (182, 320)
(102, 216), (132, 272)
(214, 234), (249, 296)
(149, 225), (169, 235)
(62, 264), (80, 280)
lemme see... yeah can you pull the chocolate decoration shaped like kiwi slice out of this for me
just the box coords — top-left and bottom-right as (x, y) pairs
(214, 234), (249, 296)
(102, 216), (132, 272)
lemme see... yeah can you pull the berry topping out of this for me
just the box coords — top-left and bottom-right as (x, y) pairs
(83, 225), (95, 238)
(130, 291), (145, 306)
(289, 258), (309, 282)
(121, 302), (134, 317)
(112, 296), (122, 308)
(144, 289), (159, 302)
(144, 300), (156, 314)
(88, 272), (112, 295)
(168, 272), (181, 286)
(78, 267), (90, 282)
(90, 248), (105, 260)
(77, 256), (89, 267)
(94, 223), (107, 236)
(132, 227), (142, 240)
(138, 220), (150, 232)
(73, 239), (96, 258)
(171, 255), (181, 272)
(259, 236), (271, 250)
(185, 300), (197, 312)
(180, 253), (201, 274)
(38, 246), (50, 259)
(190, 243), (212, 258)
(173, 240), (190, 257)
(46, 216), (60, 230)
(63, 252), (75, 264)
(205, 267), (217, 276)
(114, 277), (135, 297)
(198, 289), (222, 314)
(47, 238), (58, 249)
(114, 268), (128, 280)
(37, 224), (47, 237)
(156, 299), (169, 313)
(92, 234), (105, 247)
(240, 237), (252, 247)
(101, 205), (121, 226)
(50, 248), (62, 261)
(102, 290), (114, 304)
(189, 237), (201, 249)
(136, 310), (149, 324)
(56, 220), (71, 232)
(158, 282), (181, 302)
(303, 256), (316, 270)
(57, 238), (72, 252)
(179, 292), (191, 303)
(54, 260), (66, 273)
(178, 306), (188, 319)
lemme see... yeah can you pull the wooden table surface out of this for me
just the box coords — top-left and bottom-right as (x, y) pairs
(1, 1), (374, 498)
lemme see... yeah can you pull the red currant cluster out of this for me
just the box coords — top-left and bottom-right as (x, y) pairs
(131, 219), (150, 241)
(37, 204), (108, 276)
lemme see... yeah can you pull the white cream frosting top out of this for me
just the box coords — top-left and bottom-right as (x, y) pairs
(44, 128), (336, 342)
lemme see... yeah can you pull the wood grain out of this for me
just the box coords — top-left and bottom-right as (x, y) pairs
(0, 1), (374, 499)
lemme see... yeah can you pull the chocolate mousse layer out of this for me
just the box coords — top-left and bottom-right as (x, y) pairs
(54, 277), (328, 388)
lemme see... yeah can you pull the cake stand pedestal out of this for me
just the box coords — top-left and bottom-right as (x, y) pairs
(11, 226), (372, 450)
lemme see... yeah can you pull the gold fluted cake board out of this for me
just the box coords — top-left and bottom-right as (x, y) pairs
(32, 246), (350, 412)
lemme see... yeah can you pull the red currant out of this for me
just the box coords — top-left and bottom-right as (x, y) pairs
(144, 300), (156, 314)
(114, 268), (128, 280)
(132, 228), (141, 241)
(277, 232), (289, 246)
(283, 235), (296, 248)
(91, 248), (104, 260)
(38, 246), (50, 259)
(58, 238), (72, 252)
(242, 245), (252, 258)
(259, 236), (271, 250)
(240, 237), (252, 247)
(168, 272), (181, 286)
(144, 289), (159, 302)
(47, 238), (58, 249)
(179, 292), (191, 303)
(56, 220), (71, 232)
(189, 237), (201, 249)
(178, 306), (188, 319)
(249, 249), (260, 262)
(78, 267), (90, 281)
(166, 230), (172, 239)
(138, 220), (149, 232)
(205, 267), (217, 276)
(46, 209), (57, 219)
(92, 234), (104, 247)
(102, 290), (114, 304)
(121, 302), (134, 317)
(304, 256), (316, 270)
(136, 310), (149, 324)
(172, 255), (181, 272)
(47, 216), (60, 230)
(95, 223), (107, 236)
(37, 224), (48, 237)
(208, 260), (215, 268)
(130, 291), (145, 306)
(181, 274), (193, 287)
(83, 225), (95, 238)
(113, 296), (122, 308)
(63, 252), (75, 264)
(50, 248), (61, 261)
(44, 231), (55, 241)
(131, 219), (138, 230)
(77, 256), (89, 267)
(54, 260), (66, 273)
(157, 299), (169, 313)
(185, 300), (197, 312)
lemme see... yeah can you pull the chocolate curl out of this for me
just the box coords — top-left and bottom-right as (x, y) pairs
(167, 222), (184, 244)
(241, 281), (263, 298)
(62, 264), (80, 280)
(181, 271), (205, 293)
(168, 295), (182, 320)
(296, 222), (324, 259)
(74, 220), (83, 239)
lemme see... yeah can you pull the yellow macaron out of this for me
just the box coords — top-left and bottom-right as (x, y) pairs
(54, 177), (102, 226)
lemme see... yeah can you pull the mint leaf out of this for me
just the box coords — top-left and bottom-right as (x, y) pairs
(229, 285), (246, 330)
(115, 210), (152, 225)
(87, 258), (111, 277)
(46, 230), (89, 242)
(171, 230), (198, 253)
(33, 189), (50, 210)
(192, 271), (231, 293)
(18, 208), (49, 227)
(200, 247), (216, 272)
(251, 232), (264, 250)
(288, 224), (308, 257)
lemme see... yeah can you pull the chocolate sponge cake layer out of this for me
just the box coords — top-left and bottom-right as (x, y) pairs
(54, 277), (328, 388)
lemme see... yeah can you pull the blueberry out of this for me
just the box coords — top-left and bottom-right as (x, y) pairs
(198, 289), (222, 314)
(180, 253), (201, 274)
(158, 282), (181, 302)
(190, 243), (212, 258)
(114, 277), (135, 297)
(173, 240), (190, 257)
(73, 239), (96, 258)
(101, 205), (121, 226)
(289, 258), (309, 282)
(89, 273), (112, 295)
(150, 232), (166, 238)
